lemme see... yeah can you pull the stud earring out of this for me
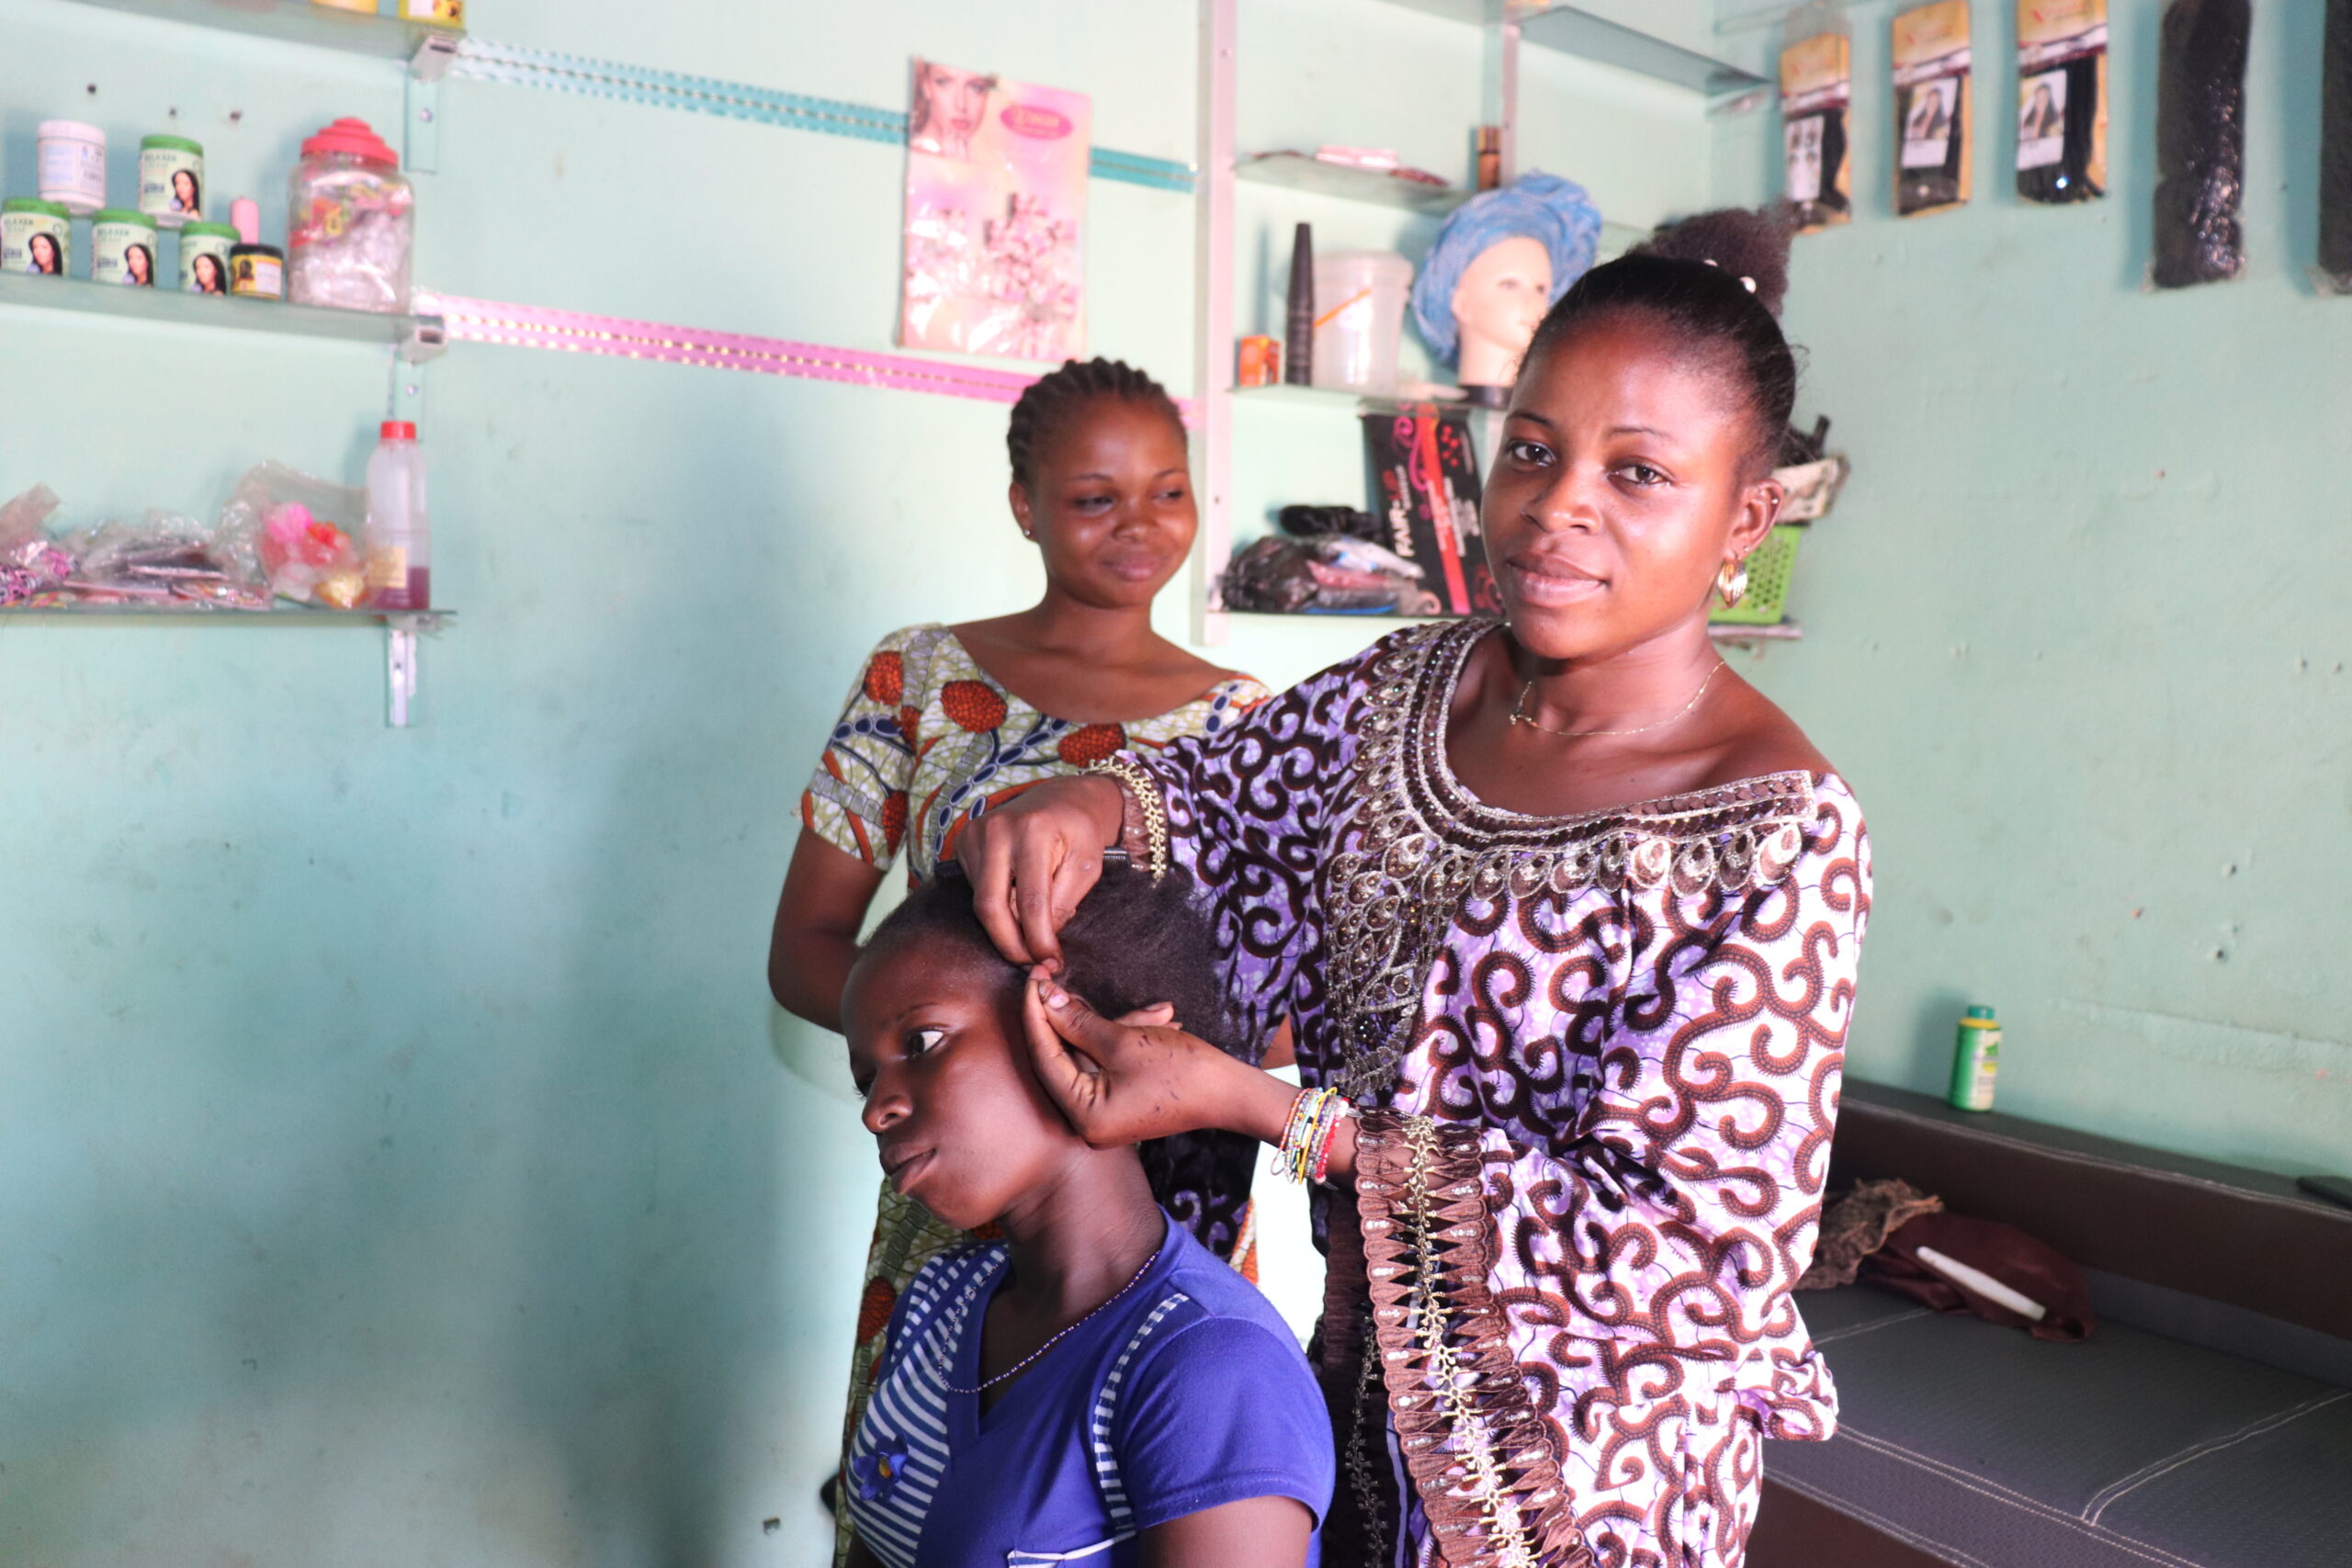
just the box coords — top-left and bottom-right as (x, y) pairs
(1021, 527), (1035, 540)
(1716, 558), (1749, 609)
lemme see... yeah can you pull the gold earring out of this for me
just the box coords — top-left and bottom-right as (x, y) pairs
(1716, 558), (1748, 609)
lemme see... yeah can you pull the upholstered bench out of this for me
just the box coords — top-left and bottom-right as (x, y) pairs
(1749, 1081), (2352, 1568)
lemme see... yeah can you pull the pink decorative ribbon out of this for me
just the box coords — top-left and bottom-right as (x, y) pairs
(417, 293), (1194, 422)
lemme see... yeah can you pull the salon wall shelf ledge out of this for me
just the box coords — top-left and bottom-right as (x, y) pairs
(1236, 383), (1476, 413)
(2, 606), (452, 627)
(1374, 2), (1768, 102)
(56, 0), (463, 68)
(0, 274), (447, 360)
(1235, 153), (1648, 253)
(1237, 152), (1471, 216)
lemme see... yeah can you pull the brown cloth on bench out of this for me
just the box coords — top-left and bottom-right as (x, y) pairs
(1865, 1211), (2097, 1343)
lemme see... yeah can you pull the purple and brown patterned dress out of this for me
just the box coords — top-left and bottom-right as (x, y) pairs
(1124, 620), (1872, 1568)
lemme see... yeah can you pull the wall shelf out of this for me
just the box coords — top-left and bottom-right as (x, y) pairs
(59, 0), (462, 66)
(3, 604), (454, 727)
(0, 273), (446, 359)
(1237, 152), (1466, 215)
(1376, 2), (1767, 100)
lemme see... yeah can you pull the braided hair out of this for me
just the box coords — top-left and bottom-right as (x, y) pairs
(1521, 208), (1799, 478)
(1004, 357), (1187, 492)
(864, 861), (1248, 1060)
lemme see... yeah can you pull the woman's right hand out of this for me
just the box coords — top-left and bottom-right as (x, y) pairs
(956, 773), (1127, 967)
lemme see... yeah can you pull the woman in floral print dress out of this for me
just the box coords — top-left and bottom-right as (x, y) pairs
(960, 226), (1871, 1567)
(766, 359), (1270, 1547)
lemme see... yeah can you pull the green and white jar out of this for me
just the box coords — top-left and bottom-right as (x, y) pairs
(1, 197), (71, 276)
(138, 134), (205, 228)
(179, 221), (237, 294)
(92, 209), (160, 287)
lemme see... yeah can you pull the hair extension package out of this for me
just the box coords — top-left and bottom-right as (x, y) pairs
(2151, 0), (2250, 288)
(2327, 0), (2352, 290)
(2016, 0), (2108, 204)
(1893, 3), (1972, 217)
(1781, 16), (1854, 232)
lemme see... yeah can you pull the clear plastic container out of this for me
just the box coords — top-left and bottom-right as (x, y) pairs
(365, 421), (431, 610)
(1310, 251), (1414, 395)
(288, 118), (413, 313)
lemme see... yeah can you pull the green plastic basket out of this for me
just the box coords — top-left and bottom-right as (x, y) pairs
(1708, 523), (1804, 626)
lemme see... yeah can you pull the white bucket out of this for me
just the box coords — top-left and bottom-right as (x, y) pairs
(1310, 251), (1413, 395)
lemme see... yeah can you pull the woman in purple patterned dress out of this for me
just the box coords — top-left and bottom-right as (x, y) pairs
(957, 220), (1871, 1567)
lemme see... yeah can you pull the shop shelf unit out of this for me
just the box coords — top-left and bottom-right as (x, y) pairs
(1193, 1), (1757, 644)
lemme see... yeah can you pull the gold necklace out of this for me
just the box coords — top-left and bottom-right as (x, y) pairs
(1510, 659), (1727, 739)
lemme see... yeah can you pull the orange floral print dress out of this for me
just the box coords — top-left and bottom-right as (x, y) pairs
(801, 624), (1271, 1549)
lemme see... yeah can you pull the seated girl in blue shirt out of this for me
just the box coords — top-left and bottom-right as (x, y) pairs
(841, 860), (1332, 1568)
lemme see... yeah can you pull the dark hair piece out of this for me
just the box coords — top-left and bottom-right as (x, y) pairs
(1634, 205), (1795, 318)
(1005, 357), (1187, 492)
(864, 859), (1247, 1058)
(1522, 209), (1800, 478)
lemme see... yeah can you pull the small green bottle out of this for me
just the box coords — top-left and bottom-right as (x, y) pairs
(1949, 1005), (2000, 1111)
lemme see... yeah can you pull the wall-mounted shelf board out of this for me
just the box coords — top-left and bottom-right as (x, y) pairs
(4, 605), (455, 726)
(1374, 1), (1767, 99)
(0, 273), (446, 358)
(1237, 383), (1479, 413)
(1235, 153), (1650, 254)
(1237, 152), (1468, 215)
(58, 0), (462, 63)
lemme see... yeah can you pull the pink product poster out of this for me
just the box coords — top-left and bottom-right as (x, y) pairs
(899, 58), (1090, 363)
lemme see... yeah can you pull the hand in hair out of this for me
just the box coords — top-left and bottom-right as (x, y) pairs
(1021, 971), (1283, 1150)
(958, 774), (1128, 966)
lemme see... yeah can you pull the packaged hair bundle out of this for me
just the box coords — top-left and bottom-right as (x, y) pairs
(2016, 0), (2108, 204)
(2151, 0), (2249, 288)
(1781, 5), (1853, 232)
(1892, 2), (1972, 217)
(2319, 0), (2352, 289)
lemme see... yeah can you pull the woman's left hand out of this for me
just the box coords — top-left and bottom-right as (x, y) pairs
(1020, 970), (1290, 1148)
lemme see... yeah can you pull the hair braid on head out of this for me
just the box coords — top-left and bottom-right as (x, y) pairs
(1004, 357), (1187, 492)
(1521, 206), (1801, 479)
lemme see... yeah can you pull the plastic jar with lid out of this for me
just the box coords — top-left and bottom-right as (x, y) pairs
(2, 198), (72, 276)
(288, 118), (413, 313)
(38, 120), (107, 215)
(92, 210), (160, 287)
(139, 134), (206, 227)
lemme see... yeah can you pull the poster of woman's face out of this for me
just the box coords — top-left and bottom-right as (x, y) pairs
(2018, 70), (2066, 167)
(171, 168), (201, 215)
(910, 60), (996, 161)
(28, 232), (62, 275)
(1901, 78), (1956, 169)
(1784, 116), (1826, 204)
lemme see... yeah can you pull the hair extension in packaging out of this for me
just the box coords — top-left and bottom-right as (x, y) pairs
(1893, 2), (1972, 217)
(2151, 0), (2249, 288)
(2319, 0), (2352, 290)
(1781, 6), (1853, 232)
(2016, 0), (2108, 204)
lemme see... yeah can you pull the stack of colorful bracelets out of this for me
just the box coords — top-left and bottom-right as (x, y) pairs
(1273, 1087), (1355, 1186)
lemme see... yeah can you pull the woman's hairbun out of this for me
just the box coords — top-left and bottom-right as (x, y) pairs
(1633, 207), (1795, 318)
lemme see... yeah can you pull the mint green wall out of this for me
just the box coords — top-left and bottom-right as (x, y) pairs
(1708, 0), (2350, 1176)
(0, 2), (1722, 1563)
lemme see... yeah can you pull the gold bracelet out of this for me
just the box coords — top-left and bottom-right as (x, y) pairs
(1084, 757), (1168, 884)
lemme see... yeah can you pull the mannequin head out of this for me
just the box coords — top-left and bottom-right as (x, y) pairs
(1450, 234), (1554, 389)
(1409, 172), (1601, 394)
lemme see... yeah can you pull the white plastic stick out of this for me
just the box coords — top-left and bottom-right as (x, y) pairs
(1915, 1244), (2048, 1322)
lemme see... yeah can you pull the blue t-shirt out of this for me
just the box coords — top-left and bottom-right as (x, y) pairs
(845, 1212), (1333, 1567)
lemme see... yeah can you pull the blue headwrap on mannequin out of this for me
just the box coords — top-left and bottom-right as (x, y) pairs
(1409, 171), (1603, 367)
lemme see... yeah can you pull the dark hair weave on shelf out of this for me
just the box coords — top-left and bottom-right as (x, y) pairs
(1004, 357), (1187, 492)
(1521, 208), (1801, 478)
